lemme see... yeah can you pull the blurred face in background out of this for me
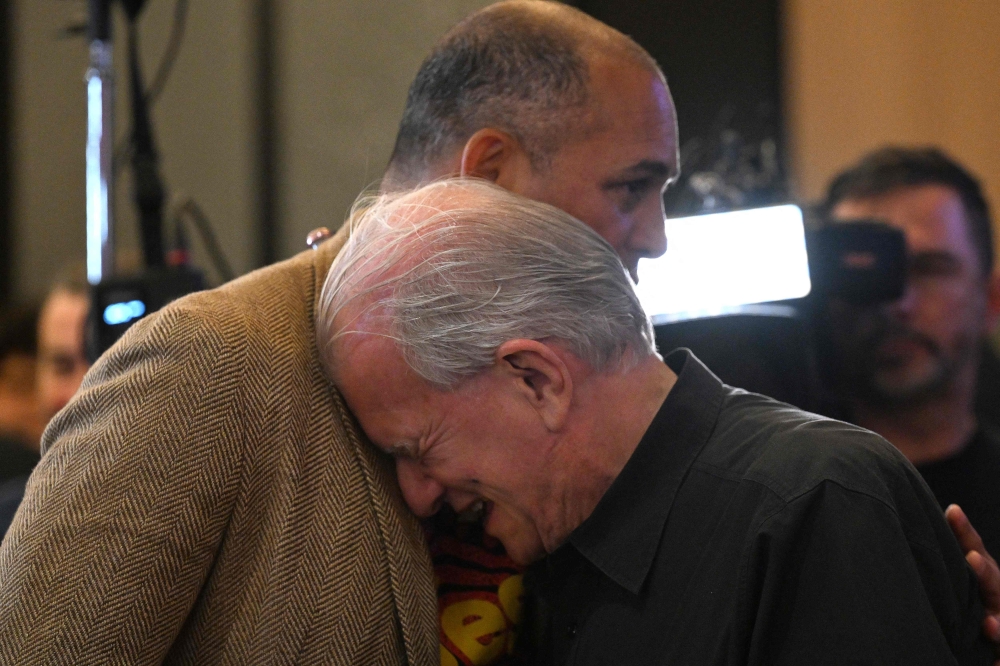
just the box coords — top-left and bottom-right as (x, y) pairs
(0, 350), (45, 447)
(827, 184), (999, 406)
(36, 289), (90, 423)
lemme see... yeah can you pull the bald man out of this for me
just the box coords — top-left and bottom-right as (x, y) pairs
(383, 0), (674, 284)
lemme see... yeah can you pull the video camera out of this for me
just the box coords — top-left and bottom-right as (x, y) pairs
(635, 205), (907, 411)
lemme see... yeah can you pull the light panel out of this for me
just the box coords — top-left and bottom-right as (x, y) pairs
(634, 205), (811, 324)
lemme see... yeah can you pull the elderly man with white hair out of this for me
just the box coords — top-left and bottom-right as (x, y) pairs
(325, 178), (993, 665)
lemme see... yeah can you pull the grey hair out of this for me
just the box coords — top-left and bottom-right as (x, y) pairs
(317, 178), (656, 388)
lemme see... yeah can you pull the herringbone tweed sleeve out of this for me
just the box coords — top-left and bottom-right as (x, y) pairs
(0, 244), (438, 665)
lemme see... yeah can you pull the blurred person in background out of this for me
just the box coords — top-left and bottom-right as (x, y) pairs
(35, 273), (90, 425)
(0, 305), (44, 536)
(0, 271), (90, 536)
(0, 305), (44, 476)
(821, 147), (1000, 564)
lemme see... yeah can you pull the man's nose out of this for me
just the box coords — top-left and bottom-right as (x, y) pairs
(886, 281), (919, 320)
(395, 459), (445, 518)
(630, 196), (668, 260)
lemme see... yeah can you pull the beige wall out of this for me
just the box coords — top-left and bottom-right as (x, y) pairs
(275, 0), (491, 258)
(9, 1), (90, 300)
(784, 0), (1000, 221)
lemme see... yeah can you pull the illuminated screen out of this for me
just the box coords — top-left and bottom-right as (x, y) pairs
(103, 300), (147, 326)
(633, 204), (812, 324)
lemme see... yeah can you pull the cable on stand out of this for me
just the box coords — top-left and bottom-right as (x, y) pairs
(85, 0), (206, 361)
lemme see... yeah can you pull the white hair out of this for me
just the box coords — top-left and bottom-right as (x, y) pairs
(317, 178), (656, 388)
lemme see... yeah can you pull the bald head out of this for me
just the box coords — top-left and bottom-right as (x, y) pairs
(384, 0), (664, 188)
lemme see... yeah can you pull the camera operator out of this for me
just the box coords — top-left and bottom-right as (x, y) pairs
(821, 146), (1000, 557)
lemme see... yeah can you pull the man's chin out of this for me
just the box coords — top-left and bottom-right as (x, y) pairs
(486, 519), (547, 564)
(482, 500), (554, 563)
(875, 337), (930, 362)
(868, 363), (948, 405)
(499, 541), (546, 566)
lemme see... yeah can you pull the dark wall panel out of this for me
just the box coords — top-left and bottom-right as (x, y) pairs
(0, 0), (11, 305)
(574, 0), (785, 214)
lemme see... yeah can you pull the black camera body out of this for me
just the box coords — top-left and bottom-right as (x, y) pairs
(806, 220), (906, 306)
(86, 266), (204, 363)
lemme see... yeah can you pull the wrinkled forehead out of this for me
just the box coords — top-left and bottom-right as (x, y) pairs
(326, 312), (400, 398)
(327, 326), (427, 433)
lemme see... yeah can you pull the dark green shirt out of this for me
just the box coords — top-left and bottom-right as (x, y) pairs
(527, 350), (990, 665)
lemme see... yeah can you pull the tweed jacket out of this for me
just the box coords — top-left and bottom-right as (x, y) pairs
(0, 235), (438, 664)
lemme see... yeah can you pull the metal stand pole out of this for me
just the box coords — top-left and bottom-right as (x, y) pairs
(86, 1), (114, 284)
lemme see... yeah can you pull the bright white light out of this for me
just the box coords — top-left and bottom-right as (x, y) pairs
(86, 73), (108, 285)
(634, 205), (811, 323)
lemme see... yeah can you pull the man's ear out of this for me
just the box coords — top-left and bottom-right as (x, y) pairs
(494, 339), (573, 432)
(460, 129), (533, 190)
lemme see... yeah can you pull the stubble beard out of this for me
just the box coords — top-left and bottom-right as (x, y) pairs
(853, 325), (977, 409)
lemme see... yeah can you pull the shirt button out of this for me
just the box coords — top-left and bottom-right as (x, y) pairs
(567, 621), (578, 639)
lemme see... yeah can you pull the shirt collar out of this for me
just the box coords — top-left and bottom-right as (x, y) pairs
(565, 349), (726, 595)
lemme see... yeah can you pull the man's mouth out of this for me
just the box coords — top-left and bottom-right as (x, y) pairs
(459, 498), (495, 527)
(873, 332), (938, 365)
(878, 336), (925, 359)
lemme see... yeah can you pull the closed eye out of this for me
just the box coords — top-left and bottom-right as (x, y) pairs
(388, 441), (419, 460)
(909, 251), (963, 279)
